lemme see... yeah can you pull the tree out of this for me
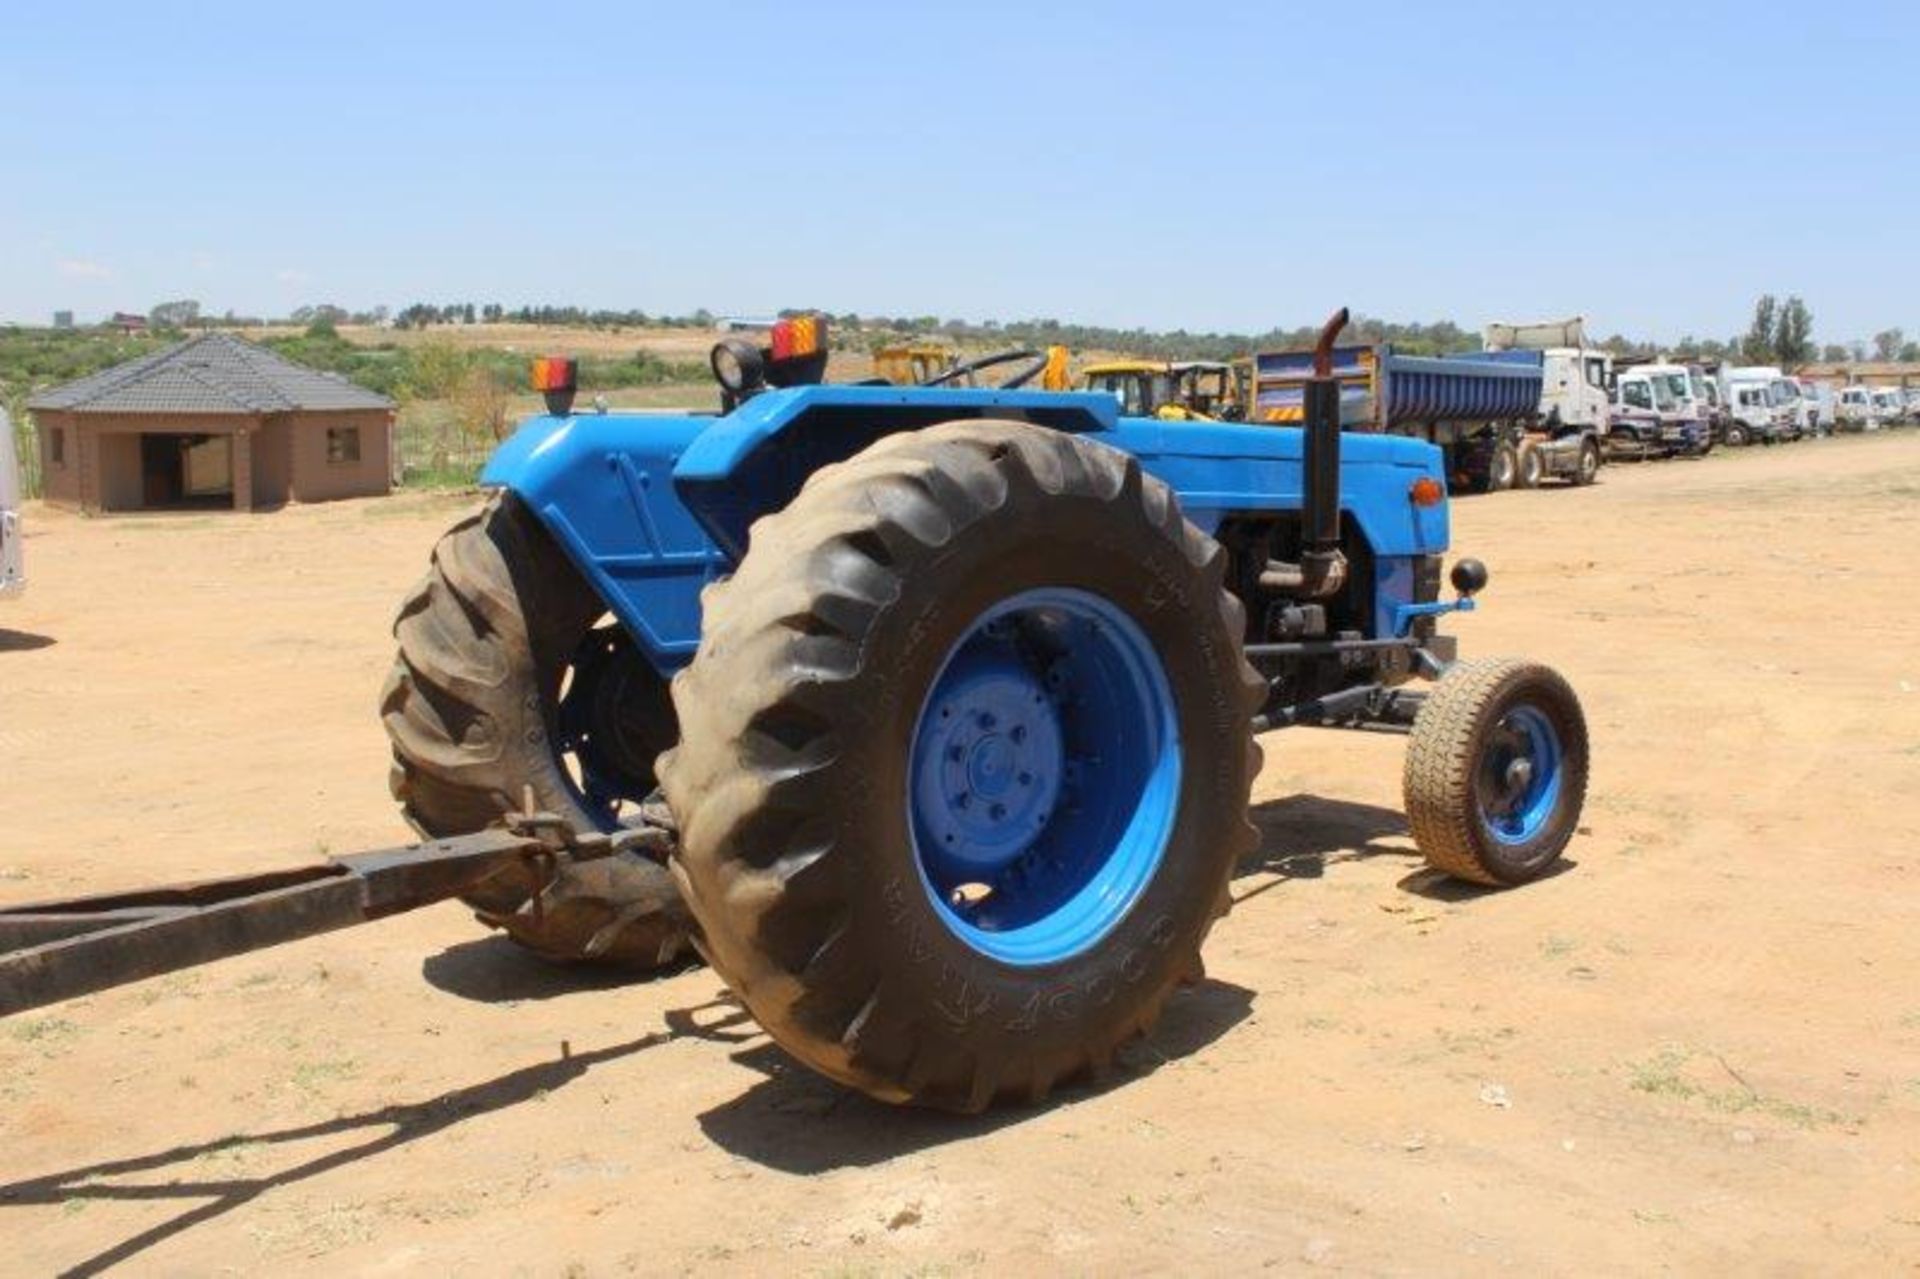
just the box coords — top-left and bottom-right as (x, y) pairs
(1873, 328), (1905, 362)
(453, 365), (510, 443)
(1773, 296), (1813, 366)
(402, 339), (470, 401)
(1742, 295), (1778, 363)
(1902, 342), (1920, 363)
(149, 299), (201, 329)
(1821, 344), (1851, 362)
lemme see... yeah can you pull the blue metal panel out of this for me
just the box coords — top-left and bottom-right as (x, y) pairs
(482, 386), (1453, 674)
(1254, 344), (1541, 430)
(481, 412), (724, 671)
(1096, 417), (1448, 558)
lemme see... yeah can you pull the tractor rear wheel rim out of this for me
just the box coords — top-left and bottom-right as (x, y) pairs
(1475, 704), (1563, 846)
(555, 623), (660, 821)
(907, 587), (1181, 966)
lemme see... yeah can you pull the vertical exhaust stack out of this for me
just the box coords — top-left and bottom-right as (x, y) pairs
(1260, 307), (1351, 598)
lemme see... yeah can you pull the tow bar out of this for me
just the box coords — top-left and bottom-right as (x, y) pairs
(0, 796), (673, 1018)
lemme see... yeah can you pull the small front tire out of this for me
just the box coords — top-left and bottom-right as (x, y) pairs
(1404, 658), (1589, 887)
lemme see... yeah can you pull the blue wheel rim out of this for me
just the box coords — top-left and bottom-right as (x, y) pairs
(1477, 704), (1563, 846)
(907, 587), (1181, 966)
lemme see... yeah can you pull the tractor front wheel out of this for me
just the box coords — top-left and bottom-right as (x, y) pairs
(660, 421), (1264, 1111)
(1404, 658), (1589, 886)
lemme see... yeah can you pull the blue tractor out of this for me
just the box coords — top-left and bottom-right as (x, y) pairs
(382, 309), (1590, 1111)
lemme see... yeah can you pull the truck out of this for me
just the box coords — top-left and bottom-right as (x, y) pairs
(1627, 361), (1713, 456)
(1725, 382), (1786, 445)
(1721, 367), (1805, 441)
(1690, 364), (1729, 444)
(1871, 387), (1908, 426)
(1614, 367), (1708, 458)
(1249, 343), (1601, 492)
(1, 408), (23, 600)
(1798, 380), (1836, 435)
(1837, 386), (1877, 430)
(1, 309), (1590, 1115)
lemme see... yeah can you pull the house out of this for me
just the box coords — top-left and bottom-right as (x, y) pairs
(28, 333), (394, 513)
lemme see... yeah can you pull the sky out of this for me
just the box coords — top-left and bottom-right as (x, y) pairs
(2, 1), (1916, 346)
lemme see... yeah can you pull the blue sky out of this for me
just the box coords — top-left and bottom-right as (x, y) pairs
(2, 1), (1915, 344)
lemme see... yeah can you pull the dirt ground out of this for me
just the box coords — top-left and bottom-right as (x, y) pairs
(3, 435), (1918, 1276)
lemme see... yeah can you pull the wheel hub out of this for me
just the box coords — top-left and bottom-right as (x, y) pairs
(1476, 706), (1563, 845)
(906, 588), (1182, 965)
(915, 663), (1065, 880)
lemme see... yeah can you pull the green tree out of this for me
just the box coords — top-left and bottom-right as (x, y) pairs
(1773, 296), (1813, 366)
(1873, 328), (1905, 361)
(1820, 344), (1850, 362)
(149, 299), (201, 329)
(1742, 295), (1778, 363)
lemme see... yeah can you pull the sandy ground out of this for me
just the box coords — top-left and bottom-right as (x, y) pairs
(2, 435), (1919, 1277)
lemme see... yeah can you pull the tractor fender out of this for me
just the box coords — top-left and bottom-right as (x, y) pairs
(672, 384), (1120, 560)
(478, 387), (1117, 672)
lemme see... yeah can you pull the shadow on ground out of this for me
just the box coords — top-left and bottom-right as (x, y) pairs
(0, 628), (55, 653)
(695, 977), (1255, 1175)
(0, 1001), (748, 1278)
(421, 934), (694, 1004)
(1235, 792), (1421, 901)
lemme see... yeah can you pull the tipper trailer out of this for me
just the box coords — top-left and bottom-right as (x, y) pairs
(1, 309), (1590, 1114)
(1251, 343), (1602, 492)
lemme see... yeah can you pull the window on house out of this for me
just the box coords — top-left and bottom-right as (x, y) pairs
(49, 427), (65, 467)
(326, 426), (361, 464)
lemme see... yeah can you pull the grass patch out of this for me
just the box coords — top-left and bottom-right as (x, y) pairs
(1628, 1044), (1856, 1129)
(292, 1057), (360, 1094)
(8, 1016), (80, 1046)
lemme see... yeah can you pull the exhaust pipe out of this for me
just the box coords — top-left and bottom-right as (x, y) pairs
(1260, 307), (1350, 598)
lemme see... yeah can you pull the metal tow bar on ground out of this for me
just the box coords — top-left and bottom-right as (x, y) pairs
(0, 797), (673, 1019)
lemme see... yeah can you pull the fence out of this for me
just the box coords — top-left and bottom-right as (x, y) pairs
(392, 403), (491, 489)
(10, 408), (42, 499)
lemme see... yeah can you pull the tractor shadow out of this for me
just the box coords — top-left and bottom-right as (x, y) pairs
(420, 934), (695, 1003)
(0, 627), (55, 652)
(1236, 793), (1421, 901)
(694, 977), (1254, 1175)
(1238, 793), (1577, 902)
(0, 1003), (744, 1279)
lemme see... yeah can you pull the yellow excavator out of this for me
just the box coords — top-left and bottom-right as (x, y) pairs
(1079, 359), (1248, 420)
(873, 343), (1073, 391)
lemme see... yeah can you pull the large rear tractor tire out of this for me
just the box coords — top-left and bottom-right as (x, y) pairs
(659, 421), (1264, 1111)
(382, 495), (695, 969)
(1404, 658), (1589, 887)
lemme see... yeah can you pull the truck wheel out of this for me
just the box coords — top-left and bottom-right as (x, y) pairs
(1404, 658), (1588, 887)
(660, 421), (1264, 1111)
(383, 495), (695, 968)
(1725, 423), (1749, 447)
(1515, 440), (1544, 489)
(1572, 438), (1601, 486)
(1488, 443), (1517, 491)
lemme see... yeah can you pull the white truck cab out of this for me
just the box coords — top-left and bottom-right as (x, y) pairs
(1, 408), (24, 600)
(1870, 388), (1905, 425)
(1798, 381), (1835, 435)
(1721, 367), (1804, 440)
(1482, 318), (1614, 433)
(1837, 386), (1876, 430)
(1725, 384), (1777, 445)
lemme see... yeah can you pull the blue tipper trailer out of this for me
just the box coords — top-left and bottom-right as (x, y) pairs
(1252, 343), (1600, 492)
